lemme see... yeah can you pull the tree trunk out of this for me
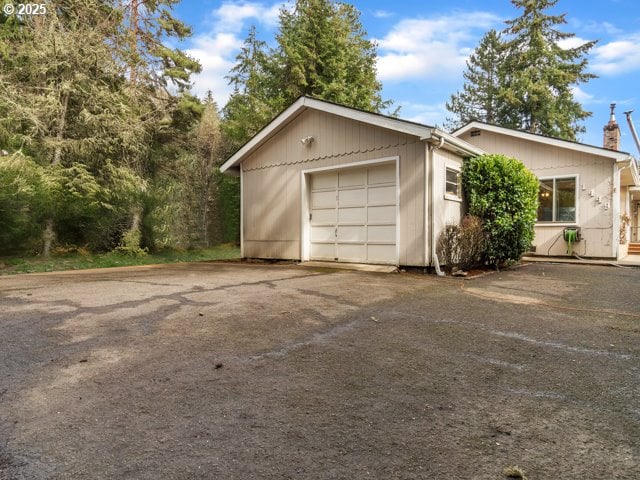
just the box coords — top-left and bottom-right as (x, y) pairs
(43, 90), (69, 256)
(52, 91), (69, 166)
(43, 218), (55, 257)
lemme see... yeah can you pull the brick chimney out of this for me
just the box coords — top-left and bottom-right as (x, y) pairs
(603, 103), (620, 150)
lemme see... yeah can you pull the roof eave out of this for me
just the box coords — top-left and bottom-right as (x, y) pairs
(454, 121), (633, 161)
(220, 96), (438, 174)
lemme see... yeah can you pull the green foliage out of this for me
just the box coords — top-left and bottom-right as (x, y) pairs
(0, 153), (46, 252)
(446, 30), (506, 130)
(274, 0), (387, 111)
(0, 245), (241, 275)
(462, 154), (539, 266)
(114, 229), (148, 257)
(223, 0), (389, 148)
(0, 1), (212, 256)
(447, 0), (596, 140)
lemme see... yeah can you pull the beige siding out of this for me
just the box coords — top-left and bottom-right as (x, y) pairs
(433, 149), (465, 236)
(241, 109), (427, 265)
(459, 130), (616, 258)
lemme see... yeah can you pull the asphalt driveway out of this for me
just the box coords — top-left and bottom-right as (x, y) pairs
(1, 261), (639, 479)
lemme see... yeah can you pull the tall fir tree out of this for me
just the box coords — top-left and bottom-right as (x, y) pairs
(223, 0), (388, 147)
(499, 0), (596, 140)
(222, 26), (274, 147)
(273, 0), (386, 112)
(446, 0), (596, 141)
(445, 30), (506, 130)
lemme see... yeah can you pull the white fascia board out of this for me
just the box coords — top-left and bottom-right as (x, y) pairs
(220, 96), (434, 174)
(429, 128), (485, 156)
(454, 122), (633, 162)
(303, 97), (432, 138)
(220, 97), (308, 173)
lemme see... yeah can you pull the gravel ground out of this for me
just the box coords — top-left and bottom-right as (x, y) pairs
(0, 261), (639, 479)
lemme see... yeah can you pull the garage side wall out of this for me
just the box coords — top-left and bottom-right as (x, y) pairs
(432, 148), (465, 243)
(241, 109), (426, 265)
(458, 130), (616, 258)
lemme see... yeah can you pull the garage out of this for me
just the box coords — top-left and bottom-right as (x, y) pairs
(309, 162), (397, 264)
(220, 96), (481, 267)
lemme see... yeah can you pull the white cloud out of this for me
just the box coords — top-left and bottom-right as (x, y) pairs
(372, 9), (394, 19)
(591, 34), (640, 75)
(557, 36), (591, 50)
(571, 86), (594, 103)
(186, 33), (243, 100)
(375, 12), (501, 82)
(186, 2), (285, 103)
(212, 1), (282, 33)
(399, 102), (449, 127)
(569, 18), (622, 36)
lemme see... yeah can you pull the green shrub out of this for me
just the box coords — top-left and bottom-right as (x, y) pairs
(462, 154), (538, 266)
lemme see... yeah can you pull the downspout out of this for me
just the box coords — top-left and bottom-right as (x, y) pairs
(428, 135), (446, 276)
(613, 162), (621, 259)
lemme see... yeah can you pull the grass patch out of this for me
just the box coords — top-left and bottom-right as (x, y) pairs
(0, 244), (241, 275)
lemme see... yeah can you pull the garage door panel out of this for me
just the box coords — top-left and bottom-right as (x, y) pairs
(311, 226), (335, 242)
(311, 243), (335, 260)
(338, 169), (366, 187)
(368, 225), (396, 243)
(368, 163), (396, 185)
(312, 190), (337, 209)
(309, 162), (397, 265)
(368, 244), (396, 263)
(338, 207), (366, 224)
(312, 171), (338, 190)
(368, 205), (396, 224)
(311, 208), (336, 225)
(337, 243), (366, 262)
(338, 188), (366, 207)
(368, 185), (395, 205)
(337, 226), (366, 242)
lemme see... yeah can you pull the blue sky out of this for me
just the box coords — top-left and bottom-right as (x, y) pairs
(174, 0), (640, 152)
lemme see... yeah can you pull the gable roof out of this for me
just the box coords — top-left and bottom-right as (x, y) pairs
(220, 96), (483, 174)
(453, 121), (634, 162)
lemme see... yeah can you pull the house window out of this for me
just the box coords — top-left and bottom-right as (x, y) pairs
(445, 167), (461, 199)
(537, 177), (576, 222)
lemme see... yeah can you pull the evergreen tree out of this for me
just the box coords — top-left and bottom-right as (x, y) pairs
(446, 30), (506, 130)
(273, 0), (386, 112)
(222, 26), (274, 147)
(499, 0), (596, 140)
(223, 0), (389, 147)
(446, 0), (596, 140)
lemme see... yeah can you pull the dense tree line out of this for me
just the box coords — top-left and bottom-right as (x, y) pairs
(0, 0), (387, 257)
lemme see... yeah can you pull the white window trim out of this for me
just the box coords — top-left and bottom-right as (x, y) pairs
(535, 174), (580, 225)
(444, 164), (462, 202)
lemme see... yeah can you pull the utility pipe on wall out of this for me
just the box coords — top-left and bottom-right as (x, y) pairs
(624, 110), (640, 157)
(428, 135), (446, 276)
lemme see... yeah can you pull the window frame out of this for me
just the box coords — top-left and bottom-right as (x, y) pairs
(444, 165), (462, 202)
(536, 174), (579, 225)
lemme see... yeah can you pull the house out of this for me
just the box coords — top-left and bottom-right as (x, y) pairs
(221, 96), (640, 266)
(220, 96), (482, 267)
(454, 106), (640, 260)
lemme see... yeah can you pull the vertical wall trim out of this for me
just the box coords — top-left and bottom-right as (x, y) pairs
(300, 171), (310, 261)
(240, 166), (244, 258)
(613, 163), (621, 259)
(424, 142), (430, 266)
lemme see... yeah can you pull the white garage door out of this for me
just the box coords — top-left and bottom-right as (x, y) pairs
(309, 162), (397, 264)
